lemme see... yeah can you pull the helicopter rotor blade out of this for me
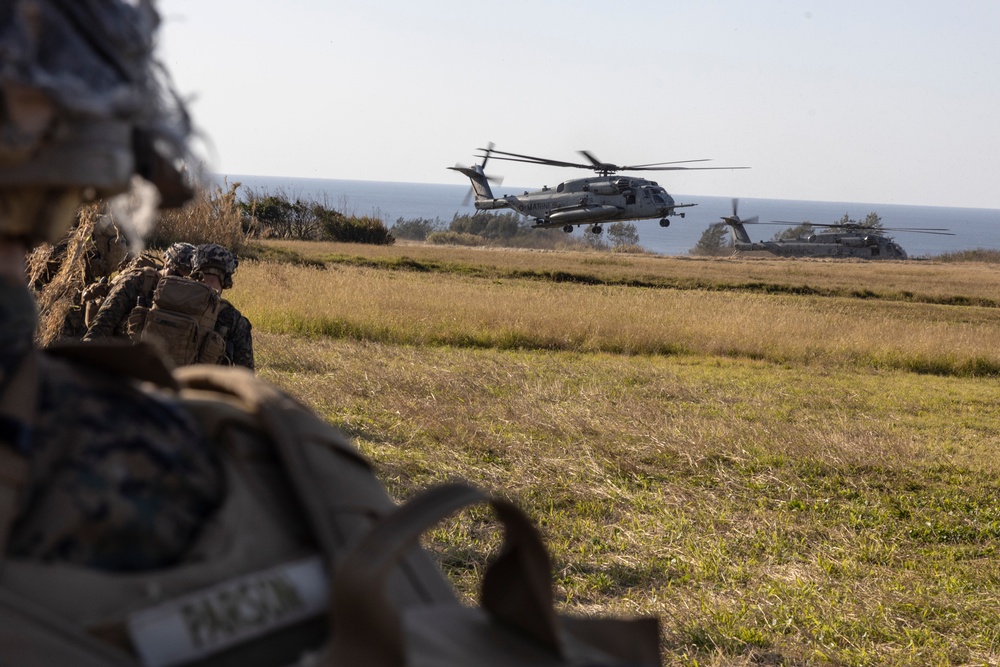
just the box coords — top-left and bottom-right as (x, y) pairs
(731, 198), (739, 218)
(879, 226), (952, 232)
(769, 220), (956, 236)
(626, 158), (714, 168)
(479, 141), (495, 171)
(578, 150), (619, 173)
(742, 215), (759, 225)
(476, 148), (591, 170)
(624, 165), (750, 172)
(477, 147), (747, 174)
(478, 153), (591, 170)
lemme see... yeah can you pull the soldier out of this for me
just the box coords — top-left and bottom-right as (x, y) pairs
(29, 212), (131, 340)
(191, 242), (255, 370)
(0, 0), (223, 571)
(0, 6), (415, 660)
(1, 3), (653, 665)
(82, 241), (195, 340)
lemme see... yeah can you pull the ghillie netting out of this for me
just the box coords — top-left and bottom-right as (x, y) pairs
(28, 204), (106, 346)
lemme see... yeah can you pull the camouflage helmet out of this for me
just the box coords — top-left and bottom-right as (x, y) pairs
(163, 242), (196, 275)
(192, 243), (238, 289)
(0, 0), (195, 245)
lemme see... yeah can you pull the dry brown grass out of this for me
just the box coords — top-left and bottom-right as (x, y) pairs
(222, 245), (1000, 665)
(149, 179), (246, 251)
(257, 239), (1000, 305)
(252, 331), (1000, 666)
(27, 205), (100, 345)
(229, 260), (1000, 376)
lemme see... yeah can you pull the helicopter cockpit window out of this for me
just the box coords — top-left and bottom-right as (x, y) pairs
(557, 183), (565, 193)
(652, 195), (666, 204)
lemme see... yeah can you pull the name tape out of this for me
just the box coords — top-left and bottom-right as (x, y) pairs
(127, 556), (328, 667)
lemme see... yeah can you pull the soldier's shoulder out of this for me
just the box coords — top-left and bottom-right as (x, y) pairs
(17, 345), (223, 569)
(218, 299), (250, 326)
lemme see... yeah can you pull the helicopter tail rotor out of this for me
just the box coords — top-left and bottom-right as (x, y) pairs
(721, 198), (757, 225)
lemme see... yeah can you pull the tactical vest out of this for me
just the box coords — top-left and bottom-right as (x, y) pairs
(0, 346), (660, 666)
(129, 276), (226, 367)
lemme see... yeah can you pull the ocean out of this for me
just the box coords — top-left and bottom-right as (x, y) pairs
(214, 174), (1000, 258)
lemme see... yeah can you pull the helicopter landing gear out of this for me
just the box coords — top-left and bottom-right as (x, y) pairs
(590, 225), (603, 235)
(563, 224), (573, 233)
(659, 218), (670, 227)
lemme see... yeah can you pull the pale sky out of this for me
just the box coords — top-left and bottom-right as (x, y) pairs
(157, 1), (1000, 209)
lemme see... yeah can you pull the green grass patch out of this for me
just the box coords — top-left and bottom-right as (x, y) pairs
(252, 331), (1000, 665)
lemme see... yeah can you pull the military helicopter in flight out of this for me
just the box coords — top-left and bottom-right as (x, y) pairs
(449, 145), (747, 235)
(721, 199), (954, 259)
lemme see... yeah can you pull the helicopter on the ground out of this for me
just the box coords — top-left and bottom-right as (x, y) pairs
(720, 200), (954, 260)
(449, 145), (747, 235)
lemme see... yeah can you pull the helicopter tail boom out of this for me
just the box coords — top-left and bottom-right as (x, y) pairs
(448, 165), (495, 201)
(725, 220), (752, 244)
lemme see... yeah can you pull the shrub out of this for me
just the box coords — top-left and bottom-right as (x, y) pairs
(322, 215), (395, 245)
(607, 221), (641, 249)
(150, 180), (246, 252)
(391, 217), (444, 241)
(774, 222), (815, 241)
(935, 248), (1000, 263)
(426, 231), (486, 246)
(691, 222), (733, 256)
(237, 187), (393, 245)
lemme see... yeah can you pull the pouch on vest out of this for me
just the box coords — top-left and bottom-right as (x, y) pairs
(82, 278), (112, 328)
(139, 277), (221, 368)
(197, 330), (226, 365)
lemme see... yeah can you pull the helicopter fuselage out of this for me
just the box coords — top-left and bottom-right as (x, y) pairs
(475, 175), (691, 229)
(734, 230), (907, 259)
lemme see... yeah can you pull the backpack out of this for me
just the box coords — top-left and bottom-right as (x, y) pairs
(0, 346), (661, 666)
(129, 276), (227, 367)
(81, 253), (163, 331)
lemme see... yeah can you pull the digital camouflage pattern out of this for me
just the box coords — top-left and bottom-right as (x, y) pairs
(217, 300), (254, 370)
(192, 243), (238, 290)
(163, 242), (196, 276)
(2, 280), (224, 571)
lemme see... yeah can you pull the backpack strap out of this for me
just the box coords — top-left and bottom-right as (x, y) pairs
(140, 267), (160, 298)
(330, 482), (661, 667)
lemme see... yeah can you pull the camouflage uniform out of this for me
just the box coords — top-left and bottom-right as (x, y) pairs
(3, 279), (224, 570)
(83, 242), (194, 341)
(30, 215), (130, 339)
(193, 243), (256, 371)
(218, 299), (255, 370)
(0, 0), (219, 571)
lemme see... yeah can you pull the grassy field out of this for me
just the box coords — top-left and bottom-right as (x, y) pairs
(233, 241), (1000, 666)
